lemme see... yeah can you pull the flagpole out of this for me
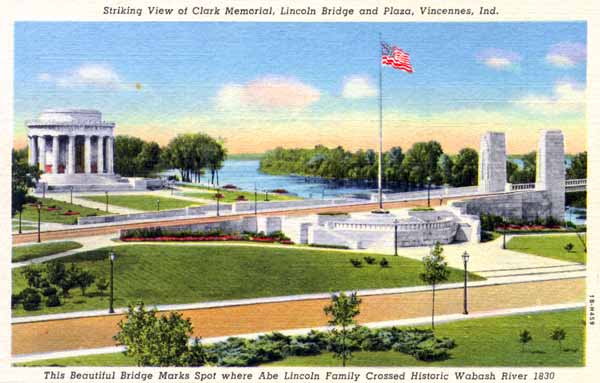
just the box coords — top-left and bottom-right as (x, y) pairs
(378, 33), (384, 211)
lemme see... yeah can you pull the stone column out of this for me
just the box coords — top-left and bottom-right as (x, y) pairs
(106, 136), (114, 174)
(38, 136), (46, 172)
(52, 135), (60, 174)
(97, 136), (105, 174)
(536, 130), (565, 219)
(29, 136), (38, 166)
(478, 132), (507, 193)
(84, 135), (92, 174)
(67, 135), (76, 174)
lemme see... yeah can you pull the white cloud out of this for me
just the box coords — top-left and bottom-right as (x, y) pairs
(48, 63), (126, 89)
(476, 49), (520, 71)
(214, 75), (320, 110)
(545, 42), (586, 68)
(512, 81), (585, 116)
(342, 75), (377, 99)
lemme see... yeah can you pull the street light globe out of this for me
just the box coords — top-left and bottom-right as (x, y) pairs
(462, 251), (470, 262)
(110, 252), (115, 261)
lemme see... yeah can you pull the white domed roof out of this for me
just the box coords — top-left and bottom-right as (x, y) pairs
(37, 109), (102, 124)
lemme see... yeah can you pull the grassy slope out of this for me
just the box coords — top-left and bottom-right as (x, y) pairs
(18, 309), (584, 367)
(507, 234), (586, 264)
(182, 187), (299, 203)
(12, 245), (481, 316)
(12, 241), (83, 262)
(18, 197), (110, 225)
(80, 195), (202, 211)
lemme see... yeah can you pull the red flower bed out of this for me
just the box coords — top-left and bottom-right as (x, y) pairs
(46, 207), (61, 211)
(236, 196), (248, 201)
(495, 224), (565, 232)
(279, 239), (294, 245)
(270, 188), (289, 194)
(251, 237), (276, 243)
(122, 235), (244, 242)
(214, 193), (225, 199)
(63, 211), (80, 216)
(222, 184), (238, 189)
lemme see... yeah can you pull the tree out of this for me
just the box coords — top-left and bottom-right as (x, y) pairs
(114, 302), (205, 366)
(437, 154), (453, 186)
(506, 160), (518, 183)
(12, 149), (41, 233)
(451, 148), (478, 187)
(567, 151), (586, 179)
(20, 266), (43, 289)
(74, 269), (96, 296)
(564, 243), (574, 253)
(115, 136), (162, 177)
(509, 152), (536, 184)
(20, 288), (42, 311)
(420, 242), (450, 329)
(323, 292), (361, 367)
(46, 261), (76, 298)
(550, 327), (566, 351)
(402, 141), (443, 186)
(519, 329), (532, 352)
(96, 277), (109, 299)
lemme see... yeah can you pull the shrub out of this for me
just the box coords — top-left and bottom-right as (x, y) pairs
(11, 293), (21, 309)
(21, 288), (42, 311)
(42, 286), (58, 297)
(45, 293), (61, 307)
(308, 244), (350, 249)
(363, 256), (376, 265)
(350, 258), (362, 268)
(379, 258), (390, 268)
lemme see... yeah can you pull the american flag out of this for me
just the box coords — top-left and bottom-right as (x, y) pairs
(381, 42), (413, 73)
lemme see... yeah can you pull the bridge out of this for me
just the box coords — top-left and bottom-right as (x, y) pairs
(508, 179), (586, 193)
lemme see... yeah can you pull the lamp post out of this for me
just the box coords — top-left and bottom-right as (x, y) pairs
(265, 190), (269, 201)
(393, 219), (399, 256)
(216, 189), (220, 217)
(426, 176), (432, 208)
(36, 202), (42, 243)
(70, 186), (73, 205)
(42, 183), (46, 199)
(462, 251), (470, 315)
(254, 183), (258, 217)
(156, 199), (160, 212)
(502, 217), (507, 250)
(105, 191), (109, 213)
(109, 252), (115, 314)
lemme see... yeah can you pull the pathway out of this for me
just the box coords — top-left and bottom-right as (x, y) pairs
(11, 277), (585, 355)
(13, 302), (584, 363)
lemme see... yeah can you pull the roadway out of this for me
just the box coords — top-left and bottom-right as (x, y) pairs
(12, 195), (462, 245)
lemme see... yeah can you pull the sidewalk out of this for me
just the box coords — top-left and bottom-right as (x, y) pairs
(12, 302), (584, 363)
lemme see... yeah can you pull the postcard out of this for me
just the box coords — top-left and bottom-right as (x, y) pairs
(0, 0), (597, 382)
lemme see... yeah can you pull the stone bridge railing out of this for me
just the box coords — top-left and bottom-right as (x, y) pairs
(328, 217), (456, 232)
(508, 178), (586, 192)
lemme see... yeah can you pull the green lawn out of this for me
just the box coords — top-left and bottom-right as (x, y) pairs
(80, 194), (202, 211)
(507, 234), (586, 264)
(182, 187), (300, 203)
(17, 308), (584, 367)
(11, 244), (482, 317)
(269, 308), (585, 367)
(17, 198), (111, 225)
(12, 241), (83, 262)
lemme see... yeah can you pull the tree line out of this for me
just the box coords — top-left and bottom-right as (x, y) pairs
(114, 133), (227, 183)
(260, 144), (587, 188)
(259, 142), (479, 188)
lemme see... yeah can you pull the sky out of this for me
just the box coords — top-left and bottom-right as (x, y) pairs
(14, 22), (587, 154)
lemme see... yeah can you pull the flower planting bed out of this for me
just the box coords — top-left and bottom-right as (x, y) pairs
(494, 224), (568, 233)
(121, 234), (293, 244)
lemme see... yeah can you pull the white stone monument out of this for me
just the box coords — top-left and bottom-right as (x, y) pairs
(27, 109), (129, 191)
(478, 132), (507, 193)
(536, 130), (566, 219)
